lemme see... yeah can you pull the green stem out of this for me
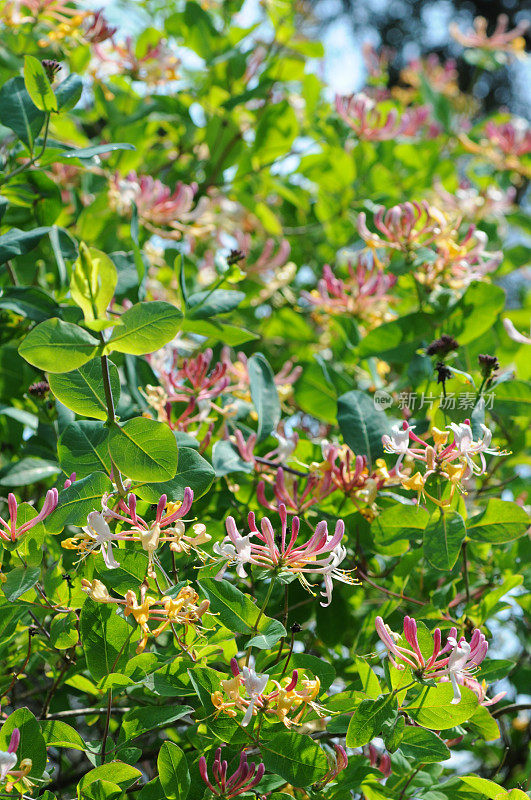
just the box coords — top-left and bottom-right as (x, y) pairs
(245, 578), (276, 666)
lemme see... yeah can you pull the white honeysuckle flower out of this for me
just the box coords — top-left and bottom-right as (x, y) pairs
(0, 751), (17, 782)
(241, 668), (269, 727)
(447, 637), (472, 704)
(82, 511), (121, 569)
(503, 318), (531, 345)
(382, 425), (414, 475)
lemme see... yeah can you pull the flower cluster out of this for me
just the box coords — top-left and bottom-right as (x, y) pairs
(257, 466), (335, 516)
(211, 659), (325, 728)
(199, 748), (264, 798)
(321, 444), (399, 517)
(382, 421), (507, 506)
(213, 504), (354, 606)
(450, 14), (529, 56)
(375, 615), (498, 705)
(0, 490), (58, 543)
(335, 93), (435, 141)
(62, 490), (207, 577)
(81, 578), (210, 654)
(301, 256), (397, 328)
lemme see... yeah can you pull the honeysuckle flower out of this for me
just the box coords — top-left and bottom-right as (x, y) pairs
(221, 347), (301, 404)
(382, 420), (508, 506)
(358, 201), (442, 252)
(0, 489), (58, 543)
(234, 231), (291, 277)
(400, 55), (459, 99)
(336, 93), (401, 141)
(450, 14), (529, 55)
(321, 443), (398, 513)
(199, 747), (265, 798)
(301, 257), (397, 328)
(460, 120), (531, 178)
(91, 36), (180, 86)
(314, 744), (349, 789)
(84, 9), (117, 43)
(0, 730), (19, 782)
(257, 466), (335, 515)
(213, 504), (354, 606)
(453, 675), (507, 707)
(212, 659), (326, 728)
(375, 615), (489, 703)
(503, 318), (531, 345)
(367, 744), (392, 778)
(82, 579), (209, 654)
(62, 510), (121, 568)
(109, 172), (202, 236)
(433, 178), (516, 222)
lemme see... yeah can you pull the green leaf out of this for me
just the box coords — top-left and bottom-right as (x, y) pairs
(358, 312), (432, 361)
(134, 447), (214, 502)
(121, 707), (193, 741)
(179, 318), (259, 345)
(0, 77), (45, 151)
(78, 763), (141, 792)
(212, 440), (253, 477)
(467, 704), (500, 742)
(49, 611), (79, 649)
(157, 741), (190, 800)
(187, 289), (245, 319)
(0, 226), (51, 264)
(466, 499), (530, 543)
(40, 720), (86, 750)
(405, 684), (478, 729)
(2, 566), (40, 601)
(61, 143), (136, 159)
(423, 509), (466, 570)
(399, 727), (451, 763)
(493, 381), (531, 418)
(260, 731), (328, 787)
(0, 457), (60, 486)
(18, 318), (100, 373)
(247, 617), (286, 649)
(0, 708), (47, 777)
(0, 286), (59, 321)
(57, 421), (111, 478)
(248, 353), (281, 441)
(345, 695), (397, 747)
(372, 504), (429, 546)
(460, 776), (508, 799)
(54, 73), (83, 111)
(105, 302), (182, 356)
(48, 359), (121, 420)
(108, 418), (178, 482)
(45, 471), (113, 533)
(70, 245), (118, 329)
(337, 390), (390, 467)
(80, 598), (133, 682)
(24, 55), (57, 112)
(446, 283), (505, 345)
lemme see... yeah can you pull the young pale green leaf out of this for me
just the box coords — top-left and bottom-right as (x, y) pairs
(105, 301), (182, 355)
(57, 420), (111, 478)
(467, 704), (500, 742)
(460, 776), (508, 799)
(80, 598), (134, 682)
(345, 695), (397, 747)
(337, 390), (391, 467)
(78, 763), (142, 792)
(108, 417), (178, 482)
(260, 731), (328, 787)
(405, 684), (478, 728)
(24, 55), (57, 112)
(423, 509), (466, 570)
(157, 741), (191, 800)
(466, 498), (530, 543)
(133, 446), (214, 502)
(48, 359), (120, 420)
(45, 471), (113, 533)
(248, 353), (281, 441)
(399, 726), (451, 763)
(18, 318), (100, 372)
(54, 73), (83, 111)
(70, 244), (118, 328)
(0, 708), (47, 777)
(0, 77), (45, 151)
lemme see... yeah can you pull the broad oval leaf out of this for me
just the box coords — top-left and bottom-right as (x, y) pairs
(399, 726), (451, 763)
(405, 683), (478, 729)
(423, 509), (466, 570)
(48, 359), (121, 420)
(23, 55), (57, 112)
(45, 471), (113, 533)
(0, 76), (45, 151)
(248, 353), (281, 441)
(260, 731), (328, 787)
(57, 420), (111, 478)
(80, 598), (134, 682)
(105, 301), (182, 356)
(108, 417), (178, 482)
(337, 389), (390, 467)
(466, 498), (530, 543)
(133, 446), (214, 503)
(157, 741), (190, 800)
(18, 318), (99, 373)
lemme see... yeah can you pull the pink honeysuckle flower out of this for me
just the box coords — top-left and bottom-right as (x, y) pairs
(335, 93), (401, 141)
(450, 14), (529, 54)
(375, 615), (489, 703)
(0, 489), (58, 543)
(108, 171), (199, 233)
(503, 318), (531, 345)
(234, 232), (291, 276)
(161, 348), (229, 405)
(367, 743), (392, 778)
(64, 472), (76, 489)
(257, 466), (335, 515)
(84, 8), (117, 43)
(199, 747), (265, 798)
(300, 257), (397, 326)
(231, 425), (299, 471)
(357, 201), (444, 251)
(314, 744), (349, 789)
(432, 178), (516, 222)
(213, 504), (354, 606)
(449, 674), (507, 707)
(484, 119), (531, 157)
(0, 729), (20, 781)
(221, 347), (302, 398)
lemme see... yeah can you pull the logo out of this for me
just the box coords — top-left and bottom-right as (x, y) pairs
(374, 390), (393, 409)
